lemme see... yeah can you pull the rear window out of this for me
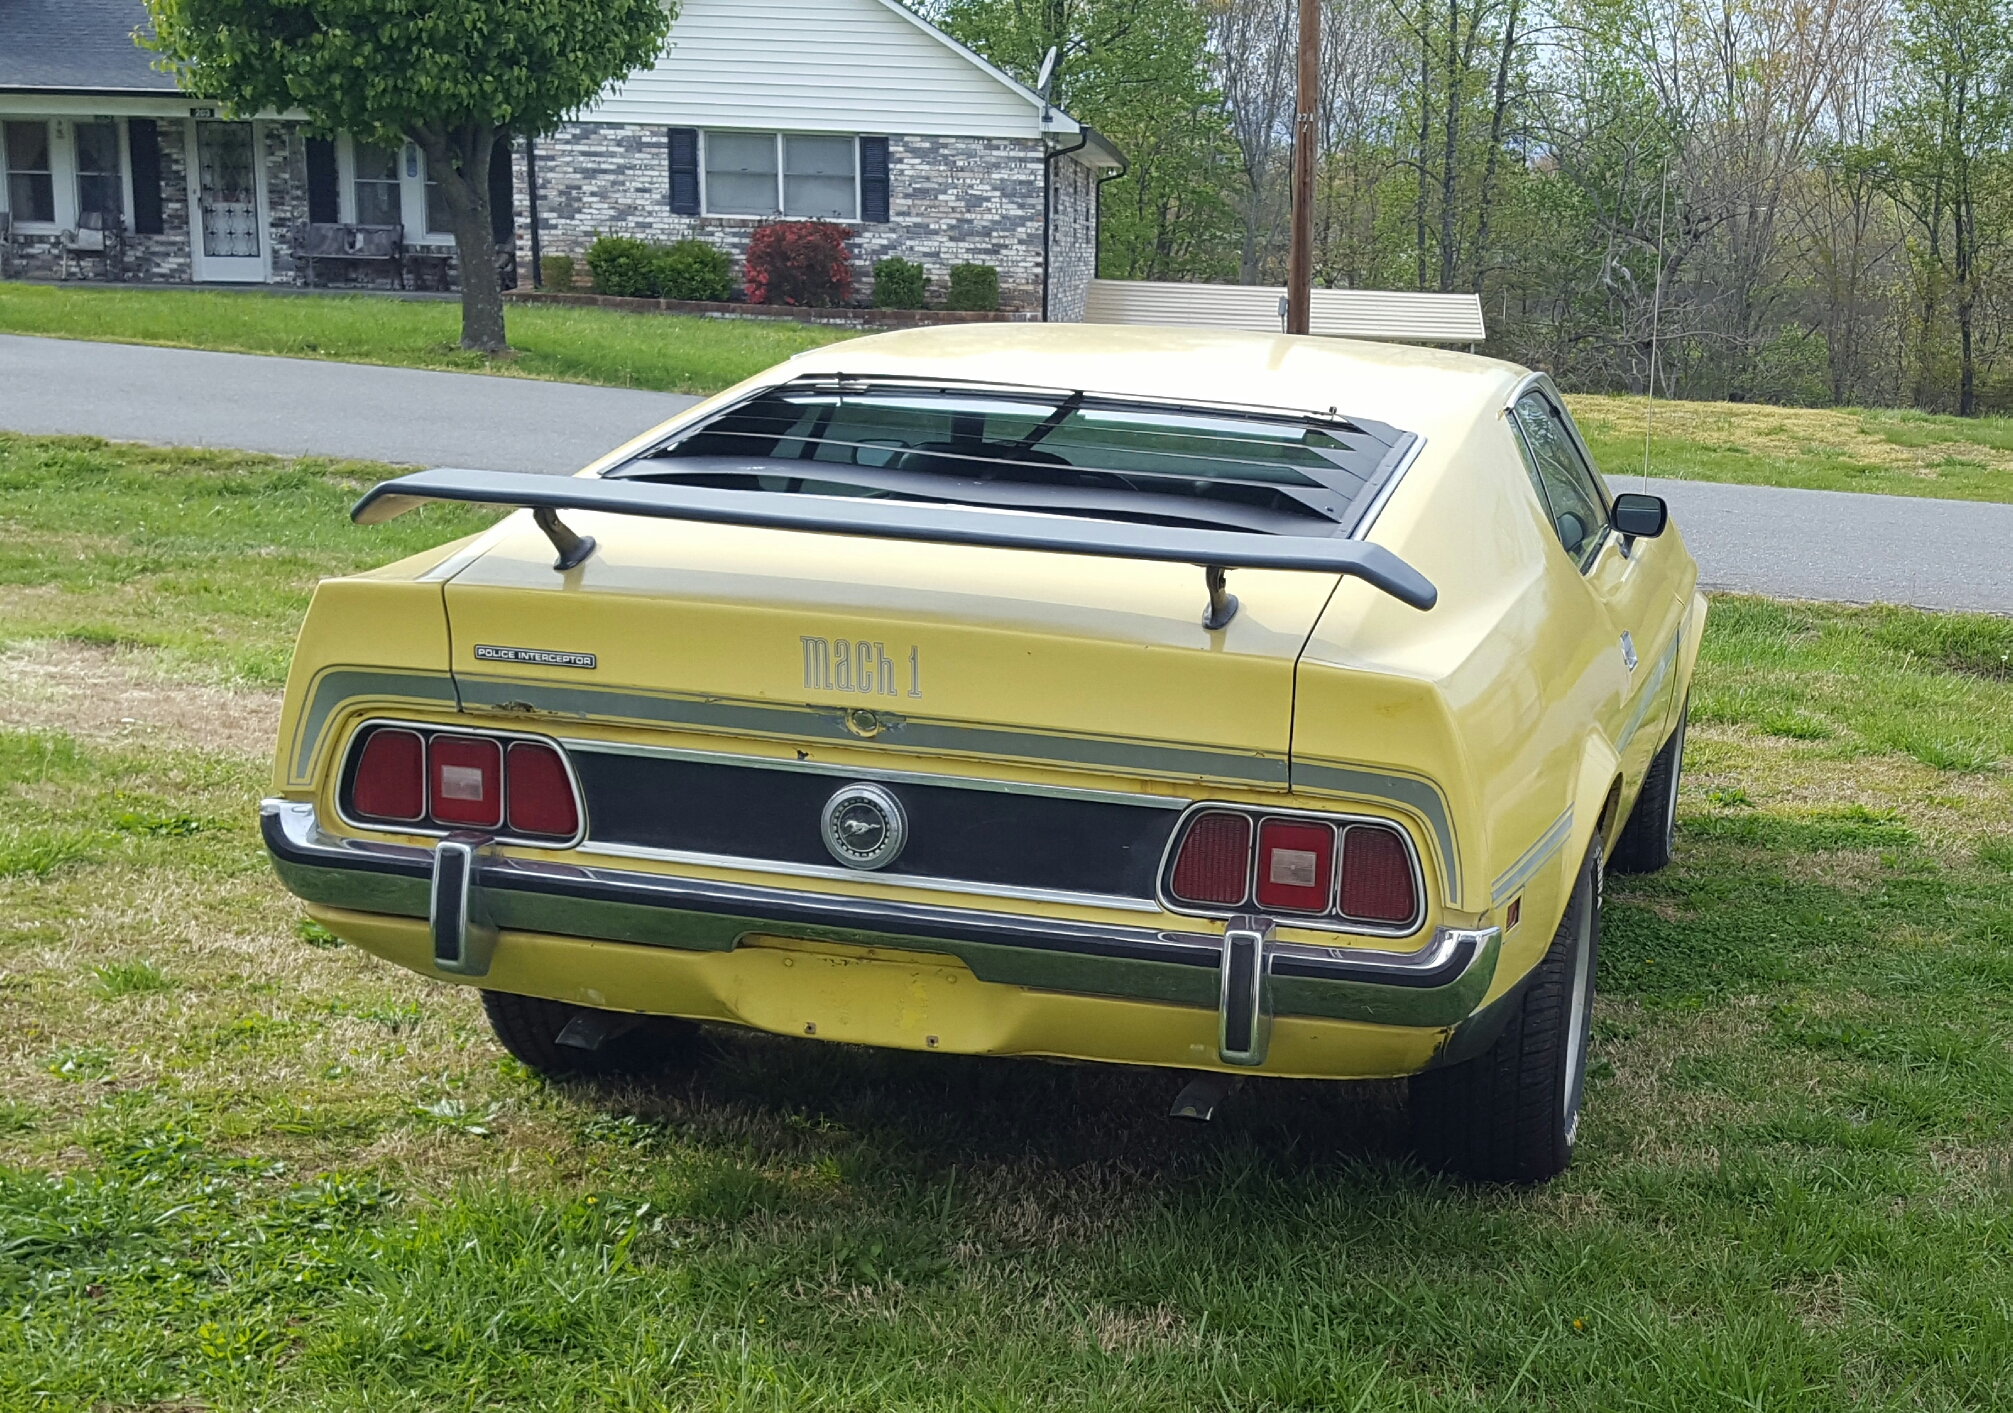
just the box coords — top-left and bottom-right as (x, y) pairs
(622, 380), (1418, 536)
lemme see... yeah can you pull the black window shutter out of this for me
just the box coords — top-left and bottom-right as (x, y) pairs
(129, 119), (165, 234)
(860, 136), (889, 223)
(488, 137), (514, 243)
(305, 137), (338, 224)
(669, 128), (700, 215)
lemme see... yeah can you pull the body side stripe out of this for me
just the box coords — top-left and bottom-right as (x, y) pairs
(289, 668), (460, 784)
(1616, 623), (1682, 758)
(1490, 805), (1575, 907)
(454, 674), (1291, 784)
(1288, 760), (1461, 905)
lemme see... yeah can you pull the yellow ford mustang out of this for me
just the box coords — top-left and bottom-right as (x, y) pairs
(263, 325), (1702, 1183)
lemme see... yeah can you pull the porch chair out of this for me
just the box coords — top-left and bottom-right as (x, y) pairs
(60, 211), (125, 282)
(0, 212), (12, 280)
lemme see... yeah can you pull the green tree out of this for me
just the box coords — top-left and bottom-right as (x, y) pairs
(939, 0), (1238, 280)
(143, 0), (673, 353)
(1867, 0), (2013, 414)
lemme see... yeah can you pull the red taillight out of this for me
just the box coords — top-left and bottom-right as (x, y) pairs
(1254, 818), (1335, 913)
(1170, 811), (1252, 905)
(1340, 825), (1415, 922)
(506, 741), (579, 838)
(428, 735), (503, 829)
(351, 728), (426, 822)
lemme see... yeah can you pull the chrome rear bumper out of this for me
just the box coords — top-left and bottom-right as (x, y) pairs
(262, 799), (1500, 1055)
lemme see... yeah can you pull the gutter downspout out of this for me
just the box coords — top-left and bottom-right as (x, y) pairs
(1041, 127), (1089, 322)
(1093, 144), (1130, 281)
(526, 135), (542, 290)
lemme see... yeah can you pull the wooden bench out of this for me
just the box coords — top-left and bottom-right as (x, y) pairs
(295, 222), (405, 289)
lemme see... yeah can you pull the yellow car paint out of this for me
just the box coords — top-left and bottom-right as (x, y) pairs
(266, 323), (1702, 1082)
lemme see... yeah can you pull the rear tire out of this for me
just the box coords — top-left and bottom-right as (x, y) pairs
(480, 991), (698, 1077)
(1610, 695), (1687, 875)
(1411, 840), (1600, 1183)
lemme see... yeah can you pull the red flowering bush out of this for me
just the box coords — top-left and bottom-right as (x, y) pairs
(744, 221), (854, 306)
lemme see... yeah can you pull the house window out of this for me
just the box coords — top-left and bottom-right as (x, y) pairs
(75, 120), (123, 221)
(704, 132), (780, 216)
(784, 136), (857, 219)
(352, 141), (401, 226)
(424, 172), (451, 236)
(703, 132), (858, 219)
(3, 121), (55, 223)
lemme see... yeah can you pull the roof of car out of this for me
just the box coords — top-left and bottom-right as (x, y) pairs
(780, 323), (1529, 447)
(0, 0), (174, 92)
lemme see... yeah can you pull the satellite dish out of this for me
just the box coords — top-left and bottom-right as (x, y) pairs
(1035, 46), (1058, 98)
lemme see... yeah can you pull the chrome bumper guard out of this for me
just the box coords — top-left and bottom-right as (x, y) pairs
(262, 799), (1500, 1053)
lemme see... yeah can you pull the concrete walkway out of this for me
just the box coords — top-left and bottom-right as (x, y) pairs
(0, 334), (699, 474)
(2, 334), (2007, 614)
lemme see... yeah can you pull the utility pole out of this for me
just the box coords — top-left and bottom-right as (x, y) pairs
(1286, 0), (1318, 335)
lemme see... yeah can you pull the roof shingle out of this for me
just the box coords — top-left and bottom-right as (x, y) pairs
(0, 0), (179, 92)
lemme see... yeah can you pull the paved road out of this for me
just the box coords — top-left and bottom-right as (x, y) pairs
(0, 334), (699, 474)
(2, 335), (2007, 613)
(1647, 477), (2013, 616)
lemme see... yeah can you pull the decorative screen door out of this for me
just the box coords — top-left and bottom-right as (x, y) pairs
(191, 121), (267, 281)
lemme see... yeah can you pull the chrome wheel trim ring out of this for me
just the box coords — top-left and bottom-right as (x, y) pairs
(1663, 713), (1687, 853)
(1561, 876), (1595, 1146)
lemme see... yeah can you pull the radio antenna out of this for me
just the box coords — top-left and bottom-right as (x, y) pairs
(1644, 159), (1669, 490)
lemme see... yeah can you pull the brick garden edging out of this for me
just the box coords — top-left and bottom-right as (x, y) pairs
(504, 289), (1032, 329)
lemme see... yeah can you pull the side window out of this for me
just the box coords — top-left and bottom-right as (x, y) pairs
(1512, 391), (1609, 569)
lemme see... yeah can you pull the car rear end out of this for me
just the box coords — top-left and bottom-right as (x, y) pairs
(265, 334), (1502, 1079)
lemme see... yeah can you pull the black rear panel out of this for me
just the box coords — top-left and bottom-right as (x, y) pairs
(571, 750), (1178, 899)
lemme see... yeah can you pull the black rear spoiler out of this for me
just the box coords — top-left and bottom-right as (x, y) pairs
(351, 468), (1437, 622)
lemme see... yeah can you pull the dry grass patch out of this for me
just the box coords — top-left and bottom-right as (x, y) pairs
(0, 641), (281, 758)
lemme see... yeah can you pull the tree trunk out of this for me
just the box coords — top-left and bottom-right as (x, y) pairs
(1415, 7), (1431, 291)
(1957, 186), (1976, 416)
(415, 124), (508, 354)
(1471, 0), (1519, 294)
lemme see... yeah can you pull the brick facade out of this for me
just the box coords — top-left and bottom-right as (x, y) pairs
(1046, 148), (1098, 323)
(517, 123), (1096, 317)
(5, 116), (1079, 311)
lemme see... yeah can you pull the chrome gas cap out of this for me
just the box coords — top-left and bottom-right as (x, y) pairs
(821, 782), (908, 870)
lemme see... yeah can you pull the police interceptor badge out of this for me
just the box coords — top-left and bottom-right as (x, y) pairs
(821, 782), (907, 870)
(473, 645), (598, 670)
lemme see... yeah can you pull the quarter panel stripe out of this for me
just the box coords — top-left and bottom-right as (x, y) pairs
(1288, 760), (1461, 905)
(1489, 805), (1574, 907)
(289, 668), (459, 784)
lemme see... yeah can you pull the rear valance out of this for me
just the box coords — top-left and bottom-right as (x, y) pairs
(351, 468), (1438, 617)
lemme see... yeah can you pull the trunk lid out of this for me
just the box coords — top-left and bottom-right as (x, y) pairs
(440, 512), (1338, 790)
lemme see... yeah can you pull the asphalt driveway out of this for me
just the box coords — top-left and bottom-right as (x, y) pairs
(2, 334), (2008, 614)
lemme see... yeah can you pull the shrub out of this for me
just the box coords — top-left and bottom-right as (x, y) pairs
(585, 235), (656, 298)
(538, 254), (576, 291)
(653, 239), (733, 302)
(947, 263), (1000, 312)
(744, 221), (853, 307)
(872, 256), (927, 310)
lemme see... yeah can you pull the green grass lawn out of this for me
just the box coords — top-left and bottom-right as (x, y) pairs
(2, 434), (2013, 1409)
(1573, 395), (2013, 504)
(11, 281), (2013, 502)
(0, 281), (855, 394)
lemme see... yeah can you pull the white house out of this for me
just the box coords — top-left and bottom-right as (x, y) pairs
(524, 0), (1123, 317)
(0, 0), (1125, 317)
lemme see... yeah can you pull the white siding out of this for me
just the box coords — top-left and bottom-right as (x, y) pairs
(586, 0), (1053, 140)
(1084, 280), (1488, 343)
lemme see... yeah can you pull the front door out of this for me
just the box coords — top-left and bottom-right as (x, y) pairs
(1510, 385), (1689, 791)
(189, 120), (267, 282)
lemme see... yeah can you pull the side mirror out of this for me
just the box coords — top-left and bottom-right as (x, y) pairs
(1612, 492), (1668, 539)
